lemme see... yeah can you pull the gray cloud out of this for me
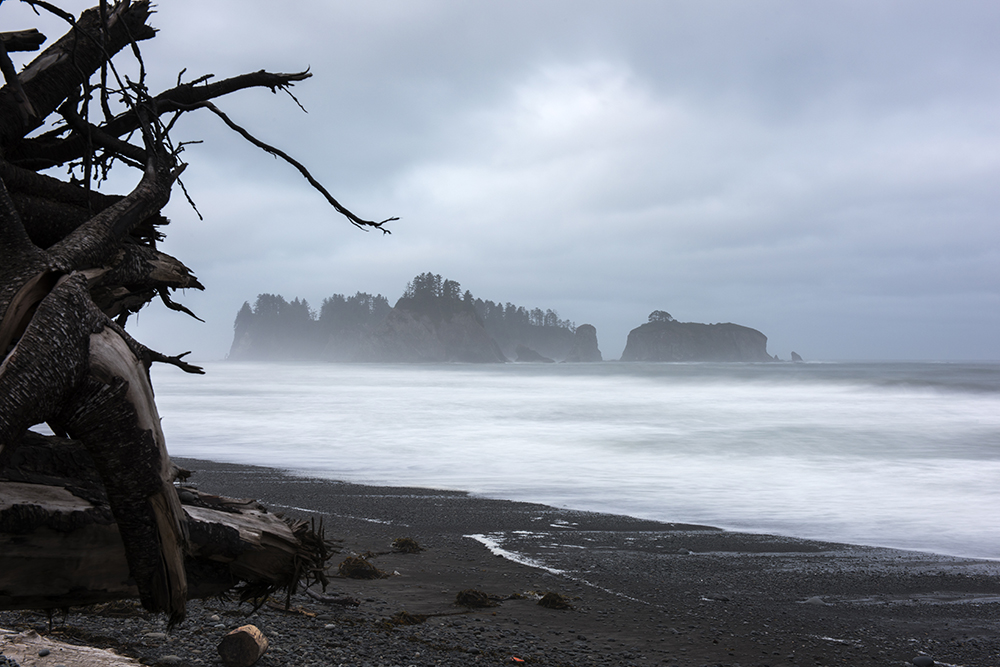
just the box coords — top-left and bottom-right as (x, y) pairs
(8, 1), (999, 360)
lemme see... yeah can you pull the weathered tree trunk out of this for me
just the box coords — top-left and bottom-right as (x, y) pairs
(0, 432), (330, 611)
(1, 1), (389, 624)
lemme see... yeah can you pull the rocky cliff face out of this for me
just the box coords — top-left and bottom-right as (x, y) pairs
(620, 321), (772, 362)
(514, 344), (555, 363)
(563, 324), (602, 362)
(352, 308), (506, 363)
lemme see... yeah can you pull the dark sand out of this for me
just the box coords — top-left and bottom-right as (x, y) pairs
(4, 457), (1000, 666)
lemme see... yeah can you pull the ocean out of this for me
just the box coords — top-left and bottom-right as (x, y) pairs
(151, 361), (1000, 561)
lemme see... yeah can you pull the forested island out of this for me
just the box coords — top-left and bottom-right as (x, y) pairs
(228, 272), (601, 362)
(228, 273), (783, 363)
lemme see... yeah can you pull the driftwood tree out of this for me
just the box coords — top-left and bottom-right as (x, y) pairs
(0, 2), (391, 623)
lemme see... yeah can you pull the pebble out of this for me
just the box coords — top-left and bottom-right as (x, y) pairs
(37, 649), (49, 657)
(145, 632), (168, 641)
(159, 656), (182, 665)
(912, 657), (935, 667)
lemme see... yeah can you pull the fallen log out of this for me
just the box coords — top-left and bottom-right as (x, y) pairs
(217, 624), (269, 667)
(1, 627), (142, 667)
(0, 432), (331, 612)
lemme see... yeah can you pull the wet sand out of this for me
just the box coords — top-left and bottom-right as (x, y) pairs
(4, 457), (1000, 666)
(176, 458), (1000, 666)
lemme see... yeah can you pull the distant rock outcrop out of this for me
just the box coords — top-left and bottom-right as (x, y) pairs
(791, 351), (803, 362)
(514, 345), (555, 363)
(620, 313), (773, 362)
(563, 324), (602, 362)
(352, 306), (506, 363)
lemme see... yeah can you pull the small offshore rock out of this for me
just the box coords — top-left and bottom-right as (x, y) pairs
(803, 596), (828, 606)
(912, 657), (935, 667)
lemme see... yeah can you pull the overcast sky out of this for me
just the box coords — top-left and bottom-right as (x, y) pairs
(9, 1), (1000, 360)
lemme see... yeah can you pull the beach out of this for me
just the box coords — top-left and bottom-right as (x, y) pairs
(5, 457), (999, 667)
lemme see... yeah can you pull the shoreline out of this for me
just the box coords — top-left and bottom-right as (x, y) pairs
(4, 456), (1000, 666)
(219, 456), (999, 564)
(178, 457), (1000, 666)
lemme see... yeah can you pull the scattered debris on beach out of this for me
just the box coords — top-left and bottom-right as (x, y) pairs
(337, 556), (390, 580)
(391, 537), (424, 553)
(537, 591), (572, 609)
(455, 589), (500, 608)
(389, 610), (429, 626)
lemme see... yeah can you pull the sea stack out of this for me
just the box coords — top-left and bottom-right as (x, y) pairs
(563, 324), (602, 362)
(620, 311), (773, 362)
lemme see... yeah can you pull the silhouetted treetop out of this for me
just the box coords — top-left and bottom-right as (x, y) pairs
(648, 310), (675, 323)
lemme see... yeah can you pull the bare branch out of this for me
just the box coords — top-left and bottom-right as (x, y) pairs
(8, 70), (313, 169)
(0, 34), (37, 121)
(0, 1), (156, 148)
(183, 101), (396, 233)
(157, 287), (204, 322)
(145, 349), (204, 375)
(59, 99), (148, 164)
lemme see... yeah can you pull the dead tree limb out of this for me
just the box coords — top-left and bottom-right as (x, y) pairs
(0, 2), (156, 146)
(6, 70), (314, 170)
(180, 100), (397, 233)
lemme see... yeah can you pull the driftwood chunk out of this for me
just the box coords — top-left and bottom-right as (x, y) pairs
(391, 536), (423, 553)
(217, 624), (268, 667)
(537, 591), (572, 609)
(455, 588), (498, 608)
(337, 555), (388, 579)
